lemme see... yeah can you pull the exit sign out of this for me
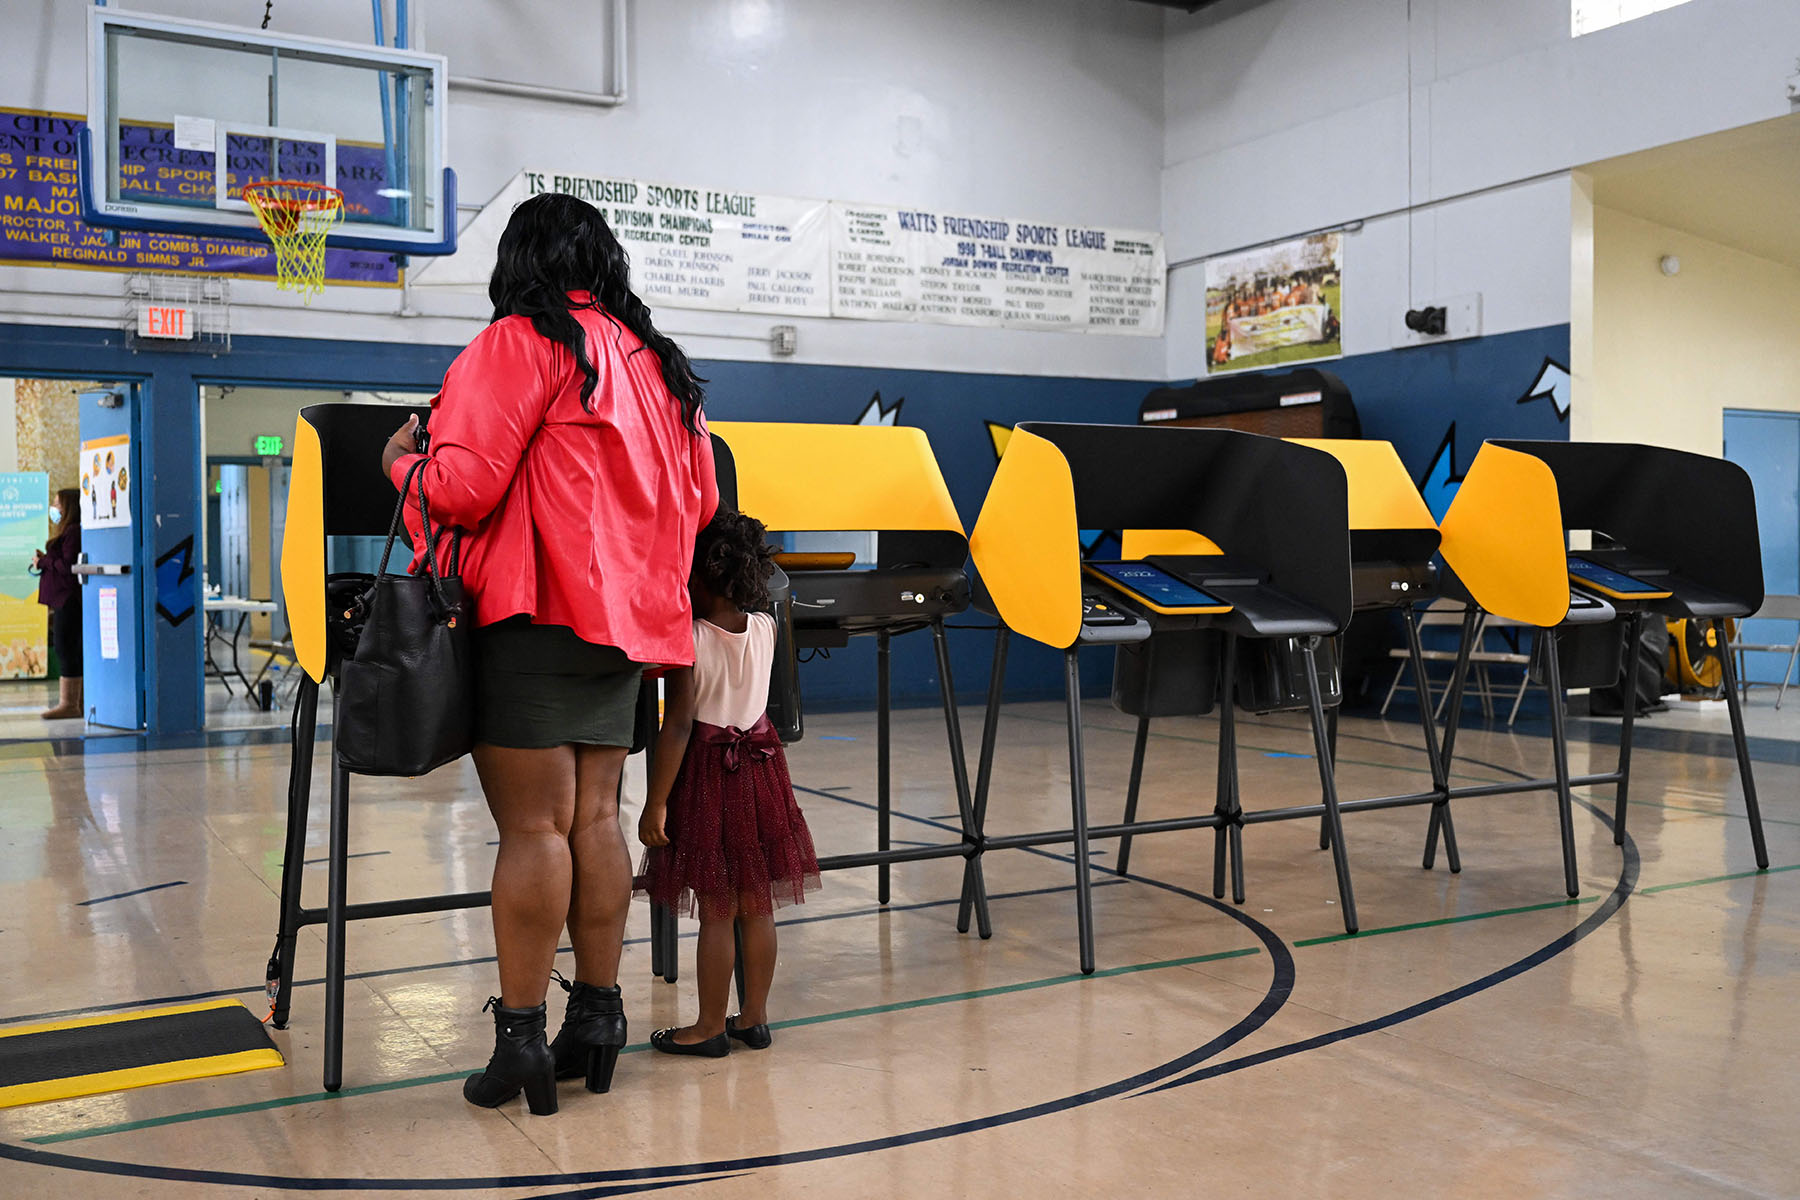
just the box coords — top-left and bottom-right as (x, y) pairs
(253, 434), (284, 457)
(137, 304), (194, 340)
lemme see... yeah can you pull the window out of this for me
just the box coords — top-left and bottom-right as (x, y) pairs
(1572, 0), (1698, 37)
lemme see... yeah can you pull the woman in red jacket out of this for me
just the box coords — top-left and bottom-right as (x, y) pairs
(380, 193), (717, 1115)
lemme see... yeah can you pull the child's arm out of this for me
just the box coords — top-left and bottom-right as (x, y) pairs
(638, 667), (696, 847)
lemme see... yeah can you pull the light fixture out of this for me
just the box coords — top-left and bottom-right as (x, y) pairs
(1660, 255), (1681, 276)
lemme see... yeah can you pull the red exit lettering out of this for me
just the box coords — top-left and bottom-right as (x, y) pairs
(137, 304), (194, 339)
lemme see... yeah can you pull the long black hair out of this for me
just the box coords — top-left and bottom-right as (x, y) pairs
(693, 509), (774, 611)
(488, 192), (706, 433)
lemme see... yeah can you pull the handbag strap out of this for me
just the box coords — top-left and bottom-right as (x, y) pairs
(375, 461), (461, 614)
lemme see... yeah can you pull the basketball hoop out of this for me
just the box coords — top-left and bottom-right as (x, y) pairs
(243, 180), (344, 302)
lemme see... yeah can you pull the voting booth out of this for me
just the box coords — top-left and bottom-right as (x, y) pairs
(708, 422), (991, 928)
(1434, 439), (1769, 893)
(965, 422), (1355, 972)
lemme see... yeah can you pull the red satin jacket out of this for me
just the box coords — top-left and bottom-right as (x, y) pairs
(389, 295), (718, 666)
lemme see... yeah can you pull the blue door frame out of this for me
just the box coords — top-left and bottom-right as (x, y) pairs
(0, 322), (460, 734)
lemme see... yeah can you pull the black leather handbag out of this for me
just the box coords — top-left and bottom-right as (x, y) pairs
(334, 458), (475, 776)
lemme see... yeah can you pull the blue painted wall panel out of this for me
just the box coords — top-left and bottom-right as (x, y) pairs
(1, 320), (1576, 728)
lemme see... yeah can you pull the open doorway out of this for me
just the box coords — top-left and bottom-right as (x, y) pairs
(199, 385), (431, 728)
(0, 377), (117, 739)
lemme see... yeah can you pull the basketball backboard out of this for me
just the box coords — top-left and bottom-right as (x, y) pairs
(82, 7), (455, 255)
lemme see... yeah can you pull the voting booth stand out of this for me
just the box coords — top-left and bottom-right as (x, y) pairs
(266, 403), (506, 1093)
(965, 423), (1356, 974)
(680, 422), (993, 935)
(1431, 440), (1769, 894)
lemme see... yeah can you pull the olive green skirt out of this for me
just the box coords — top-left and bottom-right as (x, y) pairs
(474, 618), (643, 750)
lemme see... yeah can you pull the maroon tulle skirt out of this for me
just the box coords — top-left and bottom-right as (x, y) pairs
(638, 715), (820, 921)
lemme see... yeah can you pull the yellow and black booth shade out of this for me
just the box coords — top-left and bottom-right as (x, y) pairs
(970, 422), (1352, 650)
(708, 420), (967, 567)
(281, 402), (434, 685)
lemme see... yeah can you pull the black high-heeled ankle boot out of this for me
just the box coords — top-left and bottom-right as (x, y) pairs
(464, 998), (557, 1115)
(549, 973), (627, 1094)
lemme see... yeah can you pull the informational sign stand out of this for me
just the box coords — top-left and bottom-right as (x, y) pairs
(0, 474), (50, 680)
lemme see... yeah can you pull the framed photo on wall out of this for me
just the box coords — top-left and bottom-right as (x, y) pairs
(1204, 232), (1343, 374)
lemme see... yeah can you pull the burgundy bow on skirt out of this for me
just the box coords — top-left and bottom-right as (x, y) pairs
(693, 717), (780, 773)
(638, 715), (820, 922)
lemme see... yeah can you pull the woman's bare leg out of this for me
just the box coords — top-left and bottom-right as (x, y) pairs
(735, 911), (777, 1028)
(473, 743), (577, 1008)
(567, 743), (632, 987)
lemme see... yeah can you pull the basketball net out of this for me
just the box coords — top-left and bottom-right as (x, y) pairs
(243, 180), (345, 302)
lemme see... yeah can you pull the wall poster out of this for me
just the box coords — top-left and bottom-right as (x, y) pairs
(0, 473), (49, 679)
(1204, 232), (1343, 373)
(79, 434), (131, 530)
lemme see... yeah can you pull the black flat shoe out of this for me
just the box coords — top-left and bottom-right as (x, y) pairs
(650, 1027), (729, 1058)
(726, 1016), (772, 1050)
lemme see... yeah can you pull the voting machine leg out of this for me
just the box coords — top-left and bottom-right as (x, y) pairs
(323, 699), (352, 1092)
(1303, 637), (1358, 934)
(1425, 608), (1480, 870)
(1117, 715), (1151, 876)
(877, 631), (892, 906)
(1318, 705), (1337, 851)
(1542, 635), (1582, 899)
(933, 620), (990, 938)
(1211, 634), (1245, 906)
(958, 626), (1009, 936)
(1611, 614), (1642, 846)
(269, 674), (321, 1031)
(1403, 607), (1460, 874)
(1064, 649), (1096, 975)
(1715, 617), (1771, 870)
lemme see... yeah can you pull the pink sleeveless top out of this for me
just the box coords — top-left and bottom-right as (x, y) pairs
(691, 613), (775, 729)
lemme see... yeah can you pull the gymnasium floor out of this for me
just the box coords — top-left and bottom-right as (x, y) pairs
(0, 693), (1792, 1197)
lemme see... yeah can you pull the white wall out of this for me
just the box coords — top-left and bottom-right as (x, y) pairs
(1, 0), (1169, 381)
(1161, 0), (1800, 380)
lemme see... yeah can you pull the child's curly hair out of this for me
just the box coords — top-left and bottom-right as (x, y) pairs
(694, 508), (775, 610)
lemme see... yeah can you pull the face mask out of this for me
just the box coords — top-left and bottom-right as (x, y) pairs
(49, 507), (61, 523)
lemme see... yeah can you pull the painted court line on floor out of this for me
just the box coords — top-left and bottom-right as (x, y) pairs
(24, 945), (1266, 1146)
(76, 881), (187, 907)
(1292, 896), (1598, 947)
(27, 855), (1784, 1146)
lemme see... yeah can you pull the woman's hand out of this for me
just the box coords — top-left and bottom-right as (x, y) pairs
(31, 550), (42, 569)
(638, 803), (669, 848)
(380, 414), (421, 479)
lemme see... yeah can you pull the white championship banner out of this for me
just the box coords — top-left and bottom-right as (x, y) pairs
(1227, 303), (1329, 358)
(525, 170), (832, 318)
(423, 171), (1164, 334)
(830, 203), (1164, 335)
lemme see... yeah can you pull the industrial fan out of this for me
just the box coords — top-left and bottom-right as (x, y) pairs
(1665, 618), (1733, 697)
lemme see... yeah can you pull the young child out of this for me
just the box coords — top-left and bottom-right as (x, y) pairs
(638, 509), (819, 1057)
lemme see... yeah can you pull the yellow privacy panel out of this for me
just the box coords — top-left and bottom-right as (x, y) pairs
(1290, 438), (1436, 531)
(711, 422), (963, 534)
(971, 428), (1082, 649)
(1120, 529), (1223, 558)
(281, 413), (328, 682)
(1440, 443), (1569, 627)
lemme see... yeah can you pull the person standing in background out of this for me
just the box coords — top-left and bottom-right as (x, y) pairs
(33, 487), (83, 720)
